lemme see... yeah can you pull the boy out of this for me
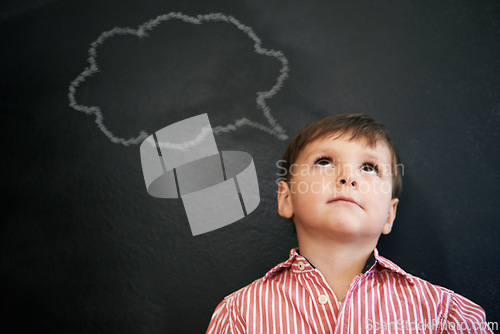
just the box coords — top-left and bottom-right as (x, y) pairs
(207, 114), (492, 333)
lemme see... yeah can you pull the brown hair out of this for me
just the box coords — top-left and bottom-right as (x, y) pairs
(280, 114), (402, 198)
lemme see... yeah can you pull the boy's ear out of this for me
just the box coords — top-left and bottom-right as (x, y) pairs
(382, 198), (399, 235)
(277, 180), (294, 219)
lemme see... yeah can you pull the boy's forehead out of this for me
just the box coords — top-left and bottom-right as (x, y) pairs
(301, 133), (391, 160)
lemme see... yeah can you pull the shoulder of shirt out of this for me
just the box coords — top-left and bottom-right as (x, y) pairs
(373, 250), (469, 299)
(218, 276), (267, 310)
(218, 249), (300, 304)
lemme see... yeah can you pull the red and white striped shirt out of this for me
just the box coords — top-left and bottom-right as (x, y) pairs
(207, 248), (493, 333)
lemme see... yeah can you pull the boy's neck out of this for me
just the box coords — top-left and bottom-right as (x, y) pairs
(297, 237), (377, 301)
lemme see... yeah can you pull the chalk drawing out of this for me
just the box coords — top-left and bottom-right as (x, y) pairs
(144, 125), (213, 151)
(68, 12), (289, 147)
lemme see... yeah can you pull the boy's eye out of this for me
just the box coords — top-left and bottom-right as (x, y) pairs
(314, 157), (333, 167)
(361, 163), (379, 175)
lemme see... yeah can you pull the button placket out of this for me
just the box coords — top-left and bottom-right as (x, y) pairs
(294, 269), (339, 328)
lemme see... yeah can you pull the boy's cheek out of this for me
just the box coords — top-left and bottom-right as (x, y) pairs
(288, 179), (337, 195)
(377, 181), (394, 197)
(289, 164), (312, 178)
(357, 180), (393, 196)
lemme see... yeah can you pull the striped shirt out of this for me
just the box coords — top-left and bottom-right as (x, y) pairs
(207, 248), (493, 333)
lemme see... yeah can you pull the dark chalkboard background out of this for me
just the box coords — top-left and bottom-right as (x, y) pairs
(2, 0), (499, 333)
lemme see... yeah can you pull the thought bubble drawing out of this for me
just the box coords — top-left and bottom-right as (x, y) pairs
(68, 12), (289, 147)
(140, 113), (260, 235)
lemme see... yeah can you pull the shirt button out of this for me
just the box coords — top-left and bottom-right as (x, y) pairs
(297, 261), (305, 270)
(318, 294), (329, 304)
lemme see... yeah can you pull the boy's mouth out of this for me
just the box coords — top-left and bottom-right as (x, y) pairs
(327, 196), (362, 208)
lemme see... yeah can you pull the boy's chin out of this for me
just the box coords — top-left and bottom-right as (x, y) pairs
(308, 219), (384, 241)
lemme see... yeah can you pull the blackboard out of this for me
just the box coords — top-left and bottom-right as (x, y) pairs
(2, 0), (499, 332)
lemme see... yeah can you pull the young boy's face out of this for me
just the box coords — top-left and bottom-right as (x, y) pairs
(278, 135), (399, 244)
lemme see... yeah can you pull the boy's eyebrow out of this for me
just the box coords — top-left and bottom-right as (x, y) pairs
(301, 147), (337, 161)
(362, 152), (383, 163)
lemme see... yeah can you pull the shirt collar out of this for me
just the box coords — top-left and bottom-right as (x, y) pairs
(263, 247), (415, 285)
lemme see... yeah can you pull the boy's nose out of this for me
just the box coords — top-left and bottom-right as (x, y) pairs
(337, 175), (357, 188)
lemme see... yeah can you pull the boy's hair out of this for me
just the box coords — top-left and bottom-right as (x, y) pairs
(281, 114), (403, 198)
